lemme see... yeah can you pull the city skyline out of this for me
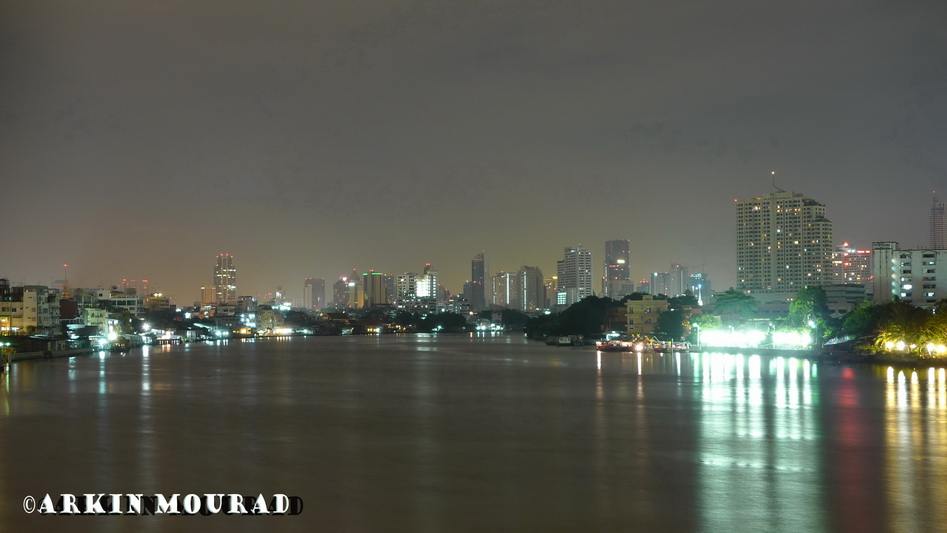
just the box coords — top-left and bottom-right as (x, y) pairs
(3, 1), (946, 303)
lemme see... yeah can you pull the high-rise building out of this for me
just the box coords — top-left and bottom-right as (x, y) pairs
(361, 270), (388, 307)
(396, 272), (418, 302)
(518, 266), (545, 312)
(213, 253), (237, 305)
(650, 271), (670, 296)
(932, 194), (945, 249)
(556, 245), (592, 306)
(470, 252), (486, 311)
(736, 189), (833, 297)
(303, 278), (326, 310)
(416, 263), (439, 301)
(332, 276), (354, 309)
(491, 271), (519, 309)
(669, 263), (689, 296)
(831, 242), (872, 285)
(603, 239), (632, 299)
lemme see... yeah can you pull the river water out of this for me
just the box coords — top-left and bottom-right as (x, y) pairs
(1, 334), (945, 532)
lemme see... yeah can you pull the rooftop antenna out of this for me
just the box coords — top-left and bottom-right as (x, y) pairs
(770, 170), (785, 192)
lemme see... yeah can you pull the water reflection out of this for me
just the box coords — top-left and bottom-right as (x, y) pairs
(4, 339), (947, 531)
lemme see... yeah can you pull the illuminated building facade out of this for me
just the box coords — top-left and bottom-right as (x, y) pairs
(625, 295), (668, 336)
(213, 253), (237, 305)
(491, 271), (519, 309)
(831, 242), (871, 285)
(556, 245), (592, 306)
(736, 189), (833, 297)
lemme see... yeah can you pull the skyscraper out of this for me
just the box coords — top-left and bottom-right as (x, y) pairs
(931, 194), (945, 249)
(470, 252), (486, 311)
(303, 278), (326, 310)
(556, 245), (592, 306)
(332, 277), (350, 309)
(669, 263), (689, 297)
(361, 270), (388, 307)
(492, 271), (519, 309)
(650, 271), (670, 296)
(736, 189), (833, 297)
(213, 253), (237, 305)
(518, 266), (545, 312)
(416, 263), (439, 301)
(603, 239), (632, 299)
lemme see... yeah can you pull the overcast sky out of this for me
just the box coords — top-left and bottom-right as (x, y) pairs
(2, 0), (946, 303)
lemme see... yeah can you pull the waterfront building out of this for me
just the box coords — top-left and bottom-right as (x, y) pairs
(470, 252), (487, 311)
(556, 245), (592, 306)
(303, 278), (326, 310)
(213, 253), (237, 306)
(144, 292), (172, 312)
(872, 241), (947, 308)
(518, 266), (545, 312)
(603, 239), (632, 299)
(736, 189), (833, 301)
(492, 271), (519, 309)
(625, 295), (668, 337)
(0, 284), (61, 335)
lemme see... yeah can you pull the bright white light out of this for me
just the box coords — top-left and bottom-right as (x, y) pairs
(699, 328), (766, 349)
(772, 330), (812, 349)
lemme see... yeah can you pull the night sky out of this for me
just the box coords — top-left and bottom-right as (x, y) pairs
(2, 0), (946, 304)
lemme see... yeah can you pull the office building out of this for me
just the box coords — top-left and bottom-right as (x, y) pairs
(362, 270), (388, 307)
(518, 266), (545, 312)
(556, 245), (592, 306)
(669, 263), (689, 297)
(303, 278), (326, 310)
(213, 253), (237, 305)
(470, 252), (487, 311)
(492, 271), (519, 309)
(736, 189), (833, 298)
(650, 272), (670, 296)
(603, 239), (633, 299)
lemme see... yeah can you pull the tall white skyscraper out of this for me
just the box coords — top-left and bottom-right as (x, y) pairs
(736, 189), (833, 297)
(556, 245), (592, 306)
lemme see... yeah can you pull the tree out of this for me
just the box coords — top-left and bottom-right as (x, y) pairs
(788, 287), (836, 341)
(669, 290), (698, 309)
(654, 308), (685, 340)
(712, 289), (757, 325)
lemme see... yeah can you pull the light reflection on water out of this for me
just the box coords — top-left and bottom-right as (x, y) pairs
(1, 337), (947, 531)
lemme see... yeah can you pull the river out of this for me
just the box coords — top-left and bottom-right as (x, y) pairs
(1, 334), (945, 532)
